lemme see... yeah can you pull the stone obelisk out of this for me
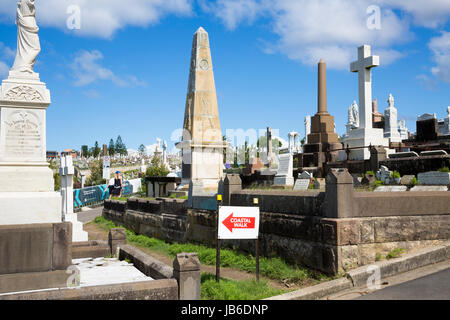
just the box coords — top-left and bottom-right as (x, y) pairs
(299, 59), (341, 177)
(176, 27), (225, 209)
(0, 0), (61, 225)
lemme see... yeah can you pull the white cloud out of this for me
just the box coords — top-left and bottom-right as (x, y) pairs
(380, 0), (450, 28)
(199, 0), (266, 30)
(202, 0), (412, 69)
(70, 50), (145, 87)
(0, 0), (193, 39)
(428, 31), (450, 83)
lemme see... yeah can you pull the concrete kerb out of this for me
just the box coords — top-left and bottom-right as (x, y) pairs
(265, 241), (450, 300)
(265, 278), (352, 300)
(346, 241), (450, 288)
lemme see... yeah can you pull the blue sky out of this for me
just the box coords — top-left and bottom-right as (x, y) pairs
(0, 0), (449, 153)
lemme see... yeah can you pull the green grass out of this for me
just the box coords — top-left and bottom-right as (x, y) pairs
(386, 248), (405, 260)
(200, 273), (285, 300)
(93, 216), (330, 284)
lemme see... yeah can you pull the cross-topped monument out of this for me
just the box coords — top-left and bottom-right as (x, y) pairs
(350, 45), (379, 130)
(343, 45), (390, 160)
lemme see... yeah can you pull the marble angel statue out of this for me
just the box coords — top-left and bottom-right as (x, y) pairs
(11, 0), (41, 75)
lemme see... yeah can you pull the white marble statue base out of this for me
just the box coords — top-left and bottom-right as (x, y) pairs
(65, 212), (88, 242)
(0, 191), (61, 225)
(343, 127), (390, 160)
(273, 176), (295, 187)
(0, 164), (54, 192)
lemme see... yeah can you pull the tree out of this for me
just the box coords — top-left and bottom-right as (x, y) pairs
(108, 139), (115, 156)
(81, 145), (89, 158)
(145, 154), (169, 177)
(115, 135), (128, 156)
(93, 141), (100, 158)
(86, 160), (106, 186)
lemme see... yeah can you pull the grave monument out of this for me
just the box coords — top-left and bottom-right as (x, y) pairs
(0, 0), (72, 294)
(298, 59), (341, 177)
(343, 45), (389, 160)
(384, 94), (402, 143)
(176, 27), (226, 207)
(0, 0), (61, 225)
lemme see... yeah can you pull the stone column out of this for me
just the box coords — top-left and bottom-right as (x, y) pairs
(324, 169), (354, 218)
(173, 252), (201, 300)
(318, 59), (327, 114)
(223, 174), (242, 206)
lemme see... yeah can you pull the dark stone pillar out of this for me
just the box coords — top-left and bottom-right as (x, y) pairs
(108, 228), (127, 255)
(370, 146), (387, 172)
(325, 169), (354, 218)
(223, 174), (242, 206)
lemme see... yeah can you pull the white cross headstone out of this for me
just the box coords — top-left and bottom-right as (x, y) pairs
(60, 155), (88, 242)
(350, 45), (379, 129)
(343, 45), (390, 160)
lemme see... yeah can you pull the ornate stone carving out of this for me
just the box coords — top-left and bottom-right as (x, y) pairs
(4, 85), (43, 102)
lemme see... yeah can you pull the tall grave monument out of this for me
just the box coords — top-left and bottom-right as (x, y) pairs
(176, 27), (226, 208)
(0, 1), (72, 294)
(0, 0), (61, 224)
(344, 45), (389, 160)
(298, 59), (341, 177)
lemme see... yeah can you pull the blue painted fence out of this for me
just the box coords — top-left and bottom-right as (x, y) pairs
(73, 180), (136, 208)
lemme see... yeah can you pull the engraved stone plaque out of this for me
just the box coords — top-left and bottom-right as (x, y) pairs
(0, 108), (44, 162)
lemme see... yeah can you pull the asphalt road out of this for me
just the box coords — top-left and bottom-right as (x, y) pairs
(77, 207), (104, 223)
(356, 267), (450, 300)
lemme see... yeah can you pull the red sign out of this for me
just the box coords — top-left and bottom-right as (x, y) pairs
(222, 213), (256, 232)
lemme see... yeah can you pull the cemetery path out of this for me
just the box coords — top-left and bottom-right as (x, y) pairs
(83, 222), (301, 292)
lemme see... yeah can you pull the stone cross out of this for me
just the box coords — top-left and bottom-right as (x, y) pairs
(60, 155), (74, 218)
(350, 45), (380, 130)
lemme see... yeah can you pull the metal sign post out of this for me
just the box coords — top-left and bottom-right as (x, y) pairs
(216, 194), (222, 283)
(253, 197), (260, 281)
(216, 199), (261, 283)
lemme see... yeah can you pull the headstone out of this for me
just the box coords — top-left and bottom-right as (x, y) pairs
(374, 186), (407, 192)
(398, 119), (408, 140)
(388, 151), (419, 159)
(416, 114), (438, 141)
(0, 2), (61, 225)
(288, 132), (301, 154)
(442, 106), (450, 135)
(376, 165), (392, 184)
(400, 175), (415, 185)
(299, 171), (313, 179)
(293, 178), (310, 191)
(175, 27), (226, 202)
(140, 159), (147, 173)
(60, 155), (88, 242)
(273, 154), (294, 187)
(418, 171), (450, 185)
(410, 186), (448, 192)
(351, 174), (362, 188)
(384, 94), (402, 143)
(344, 45), (390, 160)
